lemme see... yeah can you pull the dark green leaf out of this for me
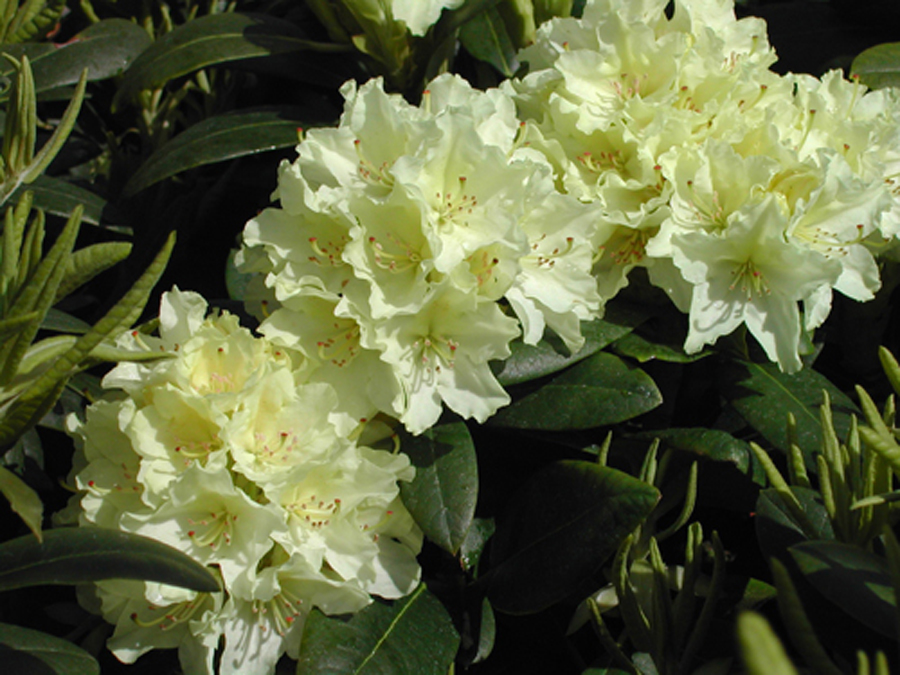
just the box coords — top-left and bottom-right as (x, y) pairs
(0, 527), (220, 593)
(113, 13), (351, 107)
(610, 330), (708, 363)
(486, 460), (659, 614)
(296, 583), (459, 674)
(435, 0), (504, 37)
(399, 421), (478, 555)
(0, 465), (43, 539)
(459, 6), (518, 77)
(0, 622), (98, 675)
(789, 540), (895, 639)
(459, 518), (495, 572)
(11, 176), (109, 227)
(638, 427), (766, 486)
(755, 487), (834, 566)
(122, 107), (311, 197)
(489, 351), (662, 430)
(494, 305), (647, 386)
(718, 359), (858, 470)
(39, 308), (91, 334)
(851, 42), (900, 90)
(0, 19), (152, 97)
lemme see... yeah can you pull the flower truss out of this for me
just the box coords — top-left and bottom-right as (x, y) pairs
(65, 288), (423, 675)
(238, 73), (605, 434)
(507, 0), (900, 372)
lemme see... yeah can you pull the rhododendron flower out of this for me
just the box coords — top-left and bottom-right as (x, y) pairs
(66, 289), (422, 675)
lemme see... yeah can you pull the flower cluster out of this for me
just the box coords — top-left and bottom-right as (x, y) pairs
(240, 0), (900, 441)
(508, 0), (900, 371)
(66, 289), (422, 675)
(238, 74), (605, 433)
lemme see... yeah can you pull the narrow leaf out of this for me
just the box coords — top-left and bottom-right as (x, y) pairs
(22, 68), (87, 182)
(0, 622), (99, 675)
(486, 460), (659, 614)
(122, 107), (310, 197)
(54, 241), (132, 303)
(0, 19), (152, 97)
(11, 176), (111, 227)
(399, 421), (478, 555)
(0, 465), (42, 540)
(113, 13), (350, 107)
(0, 527), (219, 592)
(296, 583), (459, 674)
(737, 612), (799, 675)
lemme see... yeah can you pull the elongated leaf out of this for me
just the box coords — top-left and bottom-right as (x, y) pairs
(54, 241), (132, 303)
(0, 309), (39, 340)
(122, 107), (307, 197)
(851, 43), (900, 90)
(737, 612), (799, 675)
(610, 330), (708, 363)
(0, 527), (219, 592)
(0, 19), (152, 97)
(11, 176), (110, 227)
(0, 464), (42, 539)
(493, 304), (647, 386)
(399, 421), (478, 555)
(113, 12), (351, 107)
(0, 622), (98, 675)
(3, 0), (65, 43)
(459, 5), (518, 76)
(485, 460), (659, 614)
(436, 0), (504, 37)
(489, 351), (662, 430)
(0, 232), (174, 445)
(296, 583), (459, 674)
(789, 540), (895, 639)
(718, 359), (858, 469)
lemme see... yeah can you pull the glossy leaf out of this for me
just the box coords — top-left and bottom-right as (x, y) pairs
(459, 518), (495, 572)
(851, 42), (900, 90)
(296, 583), (459, 674)
(0, 464), (42, 539)
(11, 176), (110, 227)
(0, 527), (219, 593)
(639, 427), (766, 486)
(113, 12), (350, 106)
(399, 421), (478, 555)
(610, 330), (708, 363)
(489, 351), (662, 430)
(122, 107), (307, 197)
(0, 622), (98, 675)
(493, 305), (647, 386)
(0, 19), (151, 97)
(486, 460), (659, 614)
(459, 5), (518, 76)
(718, 359), (858, 468)
(789, 540), (895, 639)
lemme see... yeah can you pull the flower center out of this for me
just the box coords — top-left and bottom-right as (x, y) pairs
(254, 429), (302, 465)
(526, 234), (575, 269)
(413, 333), (458, 374)
(578, 150), (625, 175)
(730, 260), (770, 298)
(252, 589), (305, 636)
(435, 176), (477, 227)
(131, 593), (211, 631)
(316, 320), (361, 367)
(186, 508), (237, 549)
(308, 235), (348, 267)
(368, 232), (423, 273)
(285, 493), (341, 529)
(354, 139), (394, 188)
